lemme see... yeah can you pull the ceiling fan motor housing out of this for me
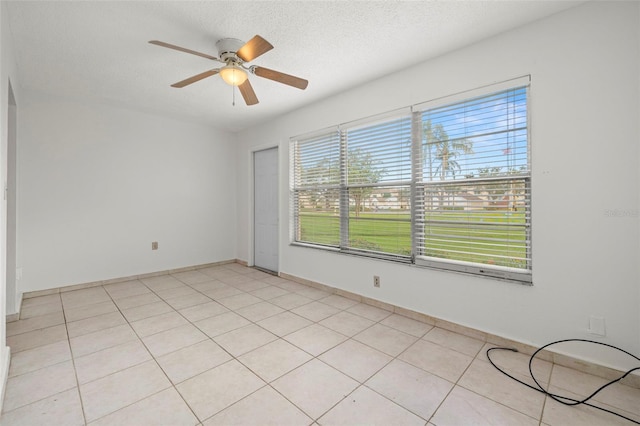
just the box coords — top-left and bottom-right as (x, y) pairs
(216, 38), (245, 63)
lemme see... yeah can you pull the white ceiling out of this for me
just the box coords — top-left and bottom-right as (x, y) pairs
(5, 1), (584, 132)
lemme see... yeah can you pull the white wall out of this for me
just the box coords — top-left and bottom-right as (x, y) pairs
(0, 0), (21, 408)
(17, 93), (237, 292)
(236, 1), (640, 370)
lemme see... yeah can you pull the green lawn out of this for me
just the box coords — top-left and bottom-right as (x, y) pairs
(298, 209), (529, 268)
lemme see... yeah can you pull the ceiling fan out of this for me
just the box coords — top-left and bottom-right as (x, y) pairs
(149, 35), (308, 106)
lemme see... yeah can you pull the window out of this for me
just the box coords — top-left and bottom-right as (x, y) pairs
(342, 112), (412, 258)
(291, 77), (531, 283)
(414, 85), (530, 282)
(291, 129), (341, 248)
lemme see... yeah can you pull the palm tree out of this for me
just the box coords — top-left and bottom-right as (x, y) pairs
(423, 120), (473, 208)
(423, 120), (474, 181)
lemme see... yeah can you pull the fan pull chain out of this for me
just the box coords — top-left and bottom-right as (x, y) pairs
(232, 84), (236, 106)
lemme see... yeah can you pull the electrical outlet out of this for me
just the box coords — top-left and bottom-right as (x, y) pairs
(373, 275), (380, 288)
(588, 316), (606, 336)
(151, 241), (158, 250)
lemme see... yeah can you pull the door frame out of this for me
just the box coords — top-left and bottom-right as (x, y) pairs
(248, 143), (280, 272)
(5, 81), (17, 316)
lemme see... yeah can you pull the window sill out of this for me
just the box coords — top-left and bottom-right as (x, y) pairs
(290, 241), (532, 285)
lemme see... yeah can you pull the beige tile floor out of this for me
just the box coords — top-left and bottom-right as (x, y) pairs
(2, 263), (639, 425)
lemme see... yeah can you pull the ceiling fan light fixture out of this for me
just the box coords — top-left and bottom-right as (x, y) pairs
(219, 64), (248, 86)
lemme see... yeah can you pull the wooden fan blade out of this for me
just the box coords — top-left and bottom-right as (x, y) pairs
(236, 35), (274, 62)
(149, 40), (219, 61)
(238, 79), (259, 105)
(171, 69), (219, 88)
(254, 66), (308, 90)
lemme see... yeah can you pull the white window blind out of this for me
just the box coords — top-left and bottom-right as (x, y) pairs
(415, 86), (531, 281)
(291, 128), (341, 247)
(342, 112), (412, 257)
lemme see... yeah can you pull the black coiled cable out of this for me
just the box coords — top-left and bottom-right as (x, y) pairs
(486, 339), (640, 424)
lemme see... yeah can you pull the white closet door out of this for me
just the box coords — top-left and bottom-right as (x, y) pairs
(253, 147), (279, 273)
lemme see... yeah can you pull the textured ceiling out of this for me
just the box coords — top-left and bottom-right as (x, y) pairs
(6, 1), (583, 132)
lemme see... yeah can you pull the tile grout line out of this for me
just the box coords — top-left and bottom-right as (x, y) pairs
(86, 279), (509, 426)
(5, 273), (453, 423)
(233, 293), (424, 423)
(451, 346), (546, 424)
(76, 282), (152, 425)
(8, 270), (422, 423)
(61, 292), (89, 426)
(301, 306), (484, 425)
(537, 361), (556, 426)
(106, 271), (437, 424)
(204, 288), (360, 423)
(234, 311), (380, 423)
(58, 278), (193, 424)
(132, 267), (315, 423)
(166, 269), (394, 423)
(107, 275), (205, 425)
(165, 266), (321, 423)
(534, 363), (552, 424)
(425, 340), (481, 425)
(1, 293), (82, 419)
(11, 265), (625, 425)
(358, 322), (443, 424)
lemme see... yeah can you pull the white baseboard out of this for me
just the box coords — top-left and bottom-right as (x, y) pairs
(280, 271), (640, 390)
(21, 259), (237, 299)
